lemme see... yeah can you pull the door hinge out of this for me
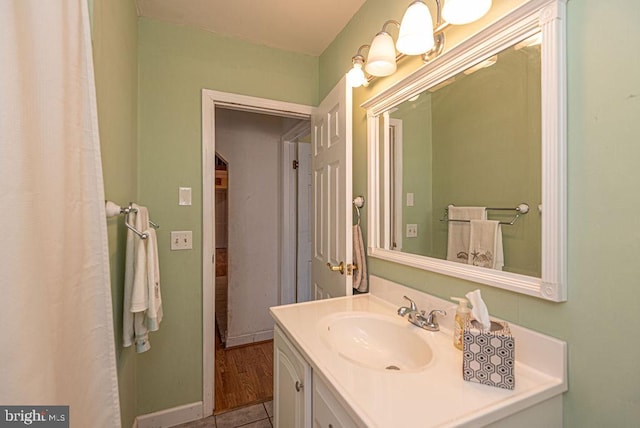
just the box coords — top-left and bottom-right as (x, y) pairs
(292, 160), (299, 169)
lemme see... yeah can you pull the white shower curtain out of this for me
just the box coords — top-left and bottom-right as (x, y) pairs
(0, 1), (121, 427)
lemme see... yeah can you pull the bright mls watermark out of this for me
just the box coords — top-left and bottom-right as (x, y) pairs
(0, 406), (68, 427)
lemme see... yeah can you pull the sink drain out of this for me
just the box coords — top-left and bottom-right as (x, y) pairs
(385, 365), (401, 371)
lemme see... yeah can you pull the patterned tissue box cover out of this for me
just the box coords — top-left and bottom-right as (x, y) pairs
(462, 319), (515, 390)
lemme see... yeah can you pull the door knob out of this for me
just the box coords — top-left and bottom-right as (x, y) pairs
(326, 261), (345, 275)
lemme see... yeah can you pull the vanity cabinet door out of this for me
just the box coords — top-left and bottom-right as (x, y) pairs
(313, 374), (359, 428)
(274, 325), (312, 428)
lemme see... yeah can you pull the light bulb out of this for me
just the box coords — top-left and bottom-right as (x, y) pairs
(365, 32), (397, 77)
(396, 1), (435, 55)
(347, 62), (367, 88)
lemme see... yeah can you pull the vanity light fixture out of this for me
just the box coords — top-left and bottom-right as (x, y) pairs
(365, 21), (400, 77)
(347, 0), (492, 87)
(442, 0), (493, 25)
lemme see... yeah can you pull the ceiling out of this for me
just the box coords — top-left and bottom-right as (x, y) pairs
(135, 0), (367, 56)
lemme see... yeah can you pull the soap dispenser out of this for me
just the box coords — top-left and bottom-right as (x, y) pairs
(451, 297), (471, 350)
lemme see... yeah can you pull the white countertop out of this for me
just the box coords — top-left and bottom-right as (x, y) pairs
(270, 276), (567, 427)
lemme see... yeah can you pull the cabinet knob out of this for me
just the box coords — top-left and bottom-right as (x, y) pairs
(295, 380), (304, 392)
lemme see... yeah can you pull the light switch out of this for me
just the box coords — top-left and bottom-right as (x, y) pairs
(406, 193), (414, 207)
(406, 224), (418, 238)
(179, 187), (192, 206)
(171, 231), (193, 250)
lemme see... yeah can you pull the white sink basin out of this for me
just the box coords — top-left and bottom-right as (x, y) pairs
(319, 312), (433, 372)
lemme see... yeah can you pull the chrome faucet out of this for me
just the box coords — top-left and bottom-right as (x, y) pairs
(397, 296), (446, 332)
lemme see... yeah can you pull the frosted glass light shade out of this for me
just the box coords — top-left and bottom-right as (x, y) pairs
(365, 32), (397, 76)
(396, 1), (434, 55)
(347, 62), (367, 87)
(442, 0), (492, 25)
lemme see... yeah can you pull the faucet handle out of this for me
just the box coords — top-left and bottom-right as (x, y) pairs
(403, 295), (417, 311)
(425, 309), (447, 330)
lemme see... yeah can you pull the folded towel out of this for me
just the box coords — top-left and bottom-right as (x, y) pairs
(468, 220), (504, 270)
(446, 206), (486, 264)
(130, 206), (150, 313)
(352, 224), (368, 292)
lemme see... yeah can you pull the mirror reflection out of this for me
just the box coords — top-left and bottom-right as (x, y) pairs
(380, 34), (542, 277)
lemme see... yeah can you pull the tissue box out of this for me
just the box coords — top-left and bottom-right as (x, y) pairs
(462, 319), (515, 390)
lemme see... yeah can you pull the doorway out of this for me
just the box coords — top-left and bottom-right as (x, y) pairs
(214, 155), (229, 345)
(202, 89), (314, 417)
(281, 123), (313, 305)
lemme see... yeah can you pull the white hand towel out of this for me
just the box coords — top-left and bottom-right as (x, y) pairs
(468, 220), (504, 270)
(122, 204), (161, 353)
(352, 224), (368, 292)
(130, 206), (150, 313)
(446, 206), (486, 264)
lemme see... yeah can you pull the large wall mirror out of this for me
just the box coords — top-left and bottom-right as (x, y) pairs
(364, 0), (566, 301)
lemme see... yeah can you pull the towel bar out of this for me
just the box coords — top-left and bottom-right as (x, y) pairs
(440, 203), (529, 226)
(105, 201), (159, 239)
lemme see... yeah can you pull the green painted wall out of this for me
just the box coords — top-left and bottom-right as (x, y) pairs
(430, 45), (542, 275)
(91, 0), (139, 427)
(387, 44), (542, 278)
(320, 0), (640, 426)
(136, 18), (318, 414)
(390, 97), (434, 255)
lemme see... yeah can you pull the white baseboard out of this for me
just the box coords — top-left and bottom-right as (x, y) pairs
(225, 329), (274, 348)
(136, 401), (203, 428)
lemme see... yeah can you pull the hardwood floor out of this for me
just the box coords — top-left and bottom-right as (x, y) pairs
(213, 248), (273, 415)
(214, 328), (274, 415)
(215, 248), (228, 345)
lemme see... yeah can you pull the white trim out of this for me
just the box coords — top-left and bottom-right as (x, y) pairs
(389, 118), (403, 251)
(225, 329), (275, 348)
(281, 122), (312, 306)
(282, 140), (297, 305)
(136, 401), (203, 428)
(364, 0), (567, 302)
(201, 91), (216, 418)
(202, 89), (313, 417)
(203, 89), (313, 119)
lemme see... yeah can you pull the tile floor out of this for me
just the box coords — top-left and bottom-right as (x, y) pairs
(172, 401), (273, 428)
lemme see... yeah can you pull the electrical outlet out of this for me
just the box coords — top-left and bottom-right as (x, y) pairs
(406, 224), (418, 238)
(171, 231), (193, 250)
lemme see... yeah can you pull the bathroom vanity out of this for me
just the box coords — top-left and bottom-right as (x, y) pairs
(270, 276), (566, 427)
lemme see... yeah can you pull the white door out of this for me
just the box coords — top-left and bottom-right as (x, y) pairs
(311, 76), (353, 299)
(297, 142), (312, 303)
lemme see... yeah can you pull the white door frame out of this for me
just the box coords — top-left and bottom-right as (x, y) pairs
(389, 118), (403, 251)
(202, 89), (313, 417)
(281, 121), (312, 306)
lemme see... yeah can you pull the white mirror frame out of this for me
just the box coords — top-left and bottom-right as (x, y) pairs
(364, 0), (567, 301)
